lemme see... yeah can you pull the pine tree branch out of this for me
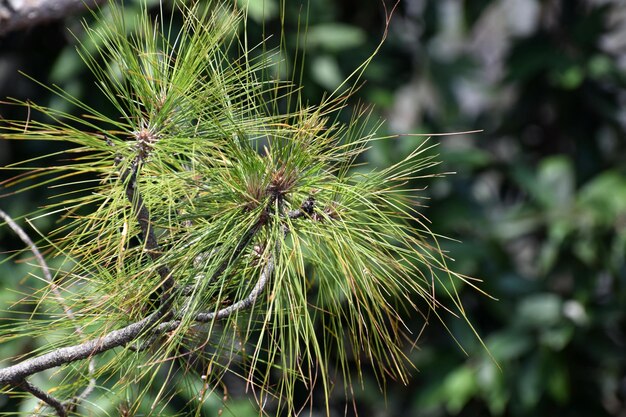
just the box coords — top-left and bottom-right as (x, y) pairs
(0, 251), (276, 385)
(195, 251), (274, 322)
(121, 163), (175, 304)
(0, 164), (293, 400)
(181, 222), (261, 297)
(15, 379), (67, 417)
(0, 182), (275, 385)
(0, 312), (157, 385)
(0, 0), (106, 36)
(157, 249), (275, 335)
(0, 209), (97, 413)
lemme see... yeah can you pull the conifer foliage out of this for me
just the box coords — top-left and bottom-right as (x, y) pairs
(0, 1), (480, 415)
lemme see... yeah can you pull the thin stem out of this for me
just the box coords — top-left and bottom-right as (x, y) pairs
(181, 222), (261, 296)
(120, 163), (175, 305)
(0, 312), (157, 385)
(0, 210), (55, 307)
(16, 379), (67, 417)
(0, 251), (275, 384)
(0, 209), (97, 409)
(71, 357), (96, 407)
(157, 249), (275, 334)
(196, 252), (273, 322)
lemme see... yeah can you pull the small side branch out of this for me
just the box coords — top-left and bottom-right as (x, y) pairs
(16, 379), (67, 417)
(0, 312), (156, 386)
(181, 223), (261, 297)
(0, 210), (50, 279)
(0, 209), (97, 411)
(0, 252), (275, 385)
(161, 250), (275, 335)
(120, 164), (175, 303)
(71, 357), (96, 409)
(0, 209), (82, 325)
(195, 253), (274, 322)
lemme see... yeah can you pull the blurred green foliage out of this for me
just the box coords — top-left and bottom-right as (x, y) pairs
(2, 0), (626, 416)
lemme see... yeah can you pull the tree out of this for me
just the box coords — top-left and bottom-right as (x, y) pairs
(0, 1), (482, 415)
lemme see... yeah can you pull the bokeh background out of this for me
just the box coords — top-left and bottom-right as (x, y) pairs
(2, 0), (626, 415)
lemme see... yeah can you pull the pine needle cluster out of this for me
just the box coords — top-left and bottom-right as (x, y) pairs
(0, 1), (484, 415)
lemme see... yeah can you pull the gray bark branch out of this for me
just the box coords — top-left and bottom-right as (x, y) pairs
(0, 254), (275, 386)
(17, 379), (67, 417)
(0, 209), (97, 416)
(157, 252), (275, 335)
(0, 313), (156, 385)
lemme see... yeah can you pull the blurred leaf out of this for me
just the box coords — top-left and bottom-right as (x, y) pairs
(539, 324), (574, 351)
(516, 293), (562, 328)
(50, 49), (85, 83)
(544, 357), (570, 404)
(443, 366), (478, 414)
(477, 360), (509, 415)
(305, 23), (366, 51)
(506, 37), (572, 82)
(578, 171), (626, 225)
(442, 146), (492, 169)
(572, 234), (598, 265)
(587, 54), (613, 79)
(310, 54), (343, 90)
(238, 0), (278, 22)
(550, 65), (584, 89)
(537, 156), (575, 210)
(486, 330), (533, 361)
(539, 219), (571, 273)
(518, 355), (541, 408)
(610, 232), (626, 270)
